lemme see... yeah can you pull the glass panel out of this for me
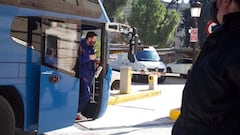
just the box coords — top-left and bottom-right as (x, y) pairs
(42, 18), (81, 75)
(11, 17), (41, 51)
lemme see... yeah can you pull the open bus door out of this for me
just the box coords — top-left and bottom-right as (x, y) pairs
(37, 18), (80, 134)
(38, 66), (79, 133)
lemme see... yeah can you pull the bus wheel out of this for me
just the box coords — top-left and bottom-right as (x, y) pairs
(0, 95), (15, 135)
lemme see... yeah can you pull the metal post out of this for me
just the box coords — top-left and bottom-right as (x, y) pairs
(192, 41), (196, 63)
(192, 17), (198, 63)
(191, 0), (202, 63)
(120, 66), (132, 94)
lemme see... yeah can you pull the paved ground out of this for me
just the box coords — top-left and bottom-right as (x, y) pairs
(109, 82), (161, 105)
(45, 82), (185, 135)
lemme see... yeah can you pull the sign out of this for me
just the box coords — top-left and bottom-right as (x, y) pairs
(206, 20), (218, 35)
(190, 28), (198, 43)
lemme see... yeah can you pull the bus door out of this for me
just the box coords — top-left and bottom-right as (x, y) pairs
(38, 18), (80, 134)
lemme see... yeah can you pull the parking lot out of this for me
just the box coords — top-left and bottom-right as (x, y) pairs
(46, 77), (186, 135)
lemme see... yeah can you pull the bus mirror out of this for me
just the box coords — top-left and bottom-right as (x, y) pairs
(128, 43), (135, 63)
(128, 52), (135, 63)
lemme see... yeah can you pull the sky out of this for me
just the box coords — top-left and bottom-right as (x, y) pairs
(163, 0), (190, 3)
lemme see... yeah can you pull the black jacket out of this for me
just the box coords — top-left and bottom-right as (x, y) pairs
(172, 12), (240, 135)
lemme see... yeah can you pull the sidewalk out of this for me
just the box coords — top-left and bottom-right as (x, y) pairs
(108, 83), (161, 105)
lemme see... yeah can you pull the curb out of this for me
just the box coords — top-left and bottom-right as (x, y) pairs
(169, 108), (181, 121)
(108, 89), (161, 105)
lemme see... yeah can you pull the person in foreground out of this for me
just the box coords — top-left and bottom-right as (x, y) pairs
(172, 0), (240, 134)
(76, 31), (97, 120)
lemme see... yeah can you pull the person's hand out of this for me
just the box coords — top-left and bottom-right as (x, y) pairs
(89, 54), (96, 60)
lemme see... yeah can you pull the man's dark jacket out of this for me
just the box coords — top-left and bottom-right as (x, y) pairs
(172, 12), (240, 135)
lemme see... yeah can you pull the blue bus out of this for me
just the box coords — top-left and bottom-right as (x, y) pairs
(0, 0), (115, 134)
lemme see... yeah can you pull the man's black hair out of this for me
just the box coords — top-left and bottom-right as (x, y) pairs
(86, 31), (97, 39)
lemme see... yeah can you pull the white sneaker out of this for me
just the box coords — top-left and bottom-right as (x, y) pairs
(76, 113), (87, 121)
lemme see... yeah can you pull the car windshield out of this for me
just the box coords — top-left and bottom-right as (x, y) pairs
(136, 50), (160, 61)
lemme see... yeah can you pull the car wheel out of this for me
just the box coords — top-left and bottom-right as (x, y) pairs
(166, 67), (172, 73)
(111, 80), (120, 90)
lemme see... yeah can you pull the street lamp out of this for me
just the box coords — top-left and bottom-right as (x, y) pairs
(191, 1), (202, 17)
(190, 1), (202, 63)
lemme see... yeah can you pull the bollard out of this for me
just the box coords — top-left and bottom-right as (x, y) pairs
(120, 66), (132, 94)
(148, 74), (158, 90)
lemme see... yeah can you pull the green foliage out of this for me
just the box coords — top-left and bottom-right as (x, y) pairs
(157, 10), (179, 47)
(182, 8), (191, 47)
(103, 0), (129, 21)
(94, 40), (101, 58)
(128, 0), (179, 48)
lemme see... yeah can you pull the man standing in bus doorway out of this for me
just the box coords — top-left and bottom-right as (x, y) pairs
(172, 0), (240, 135)
(76, 31), (97, 120)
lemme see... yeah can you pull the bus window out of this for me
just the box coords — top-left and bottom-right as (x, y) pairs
(11, 17), (41, 51)
(42, 18), (81, 76)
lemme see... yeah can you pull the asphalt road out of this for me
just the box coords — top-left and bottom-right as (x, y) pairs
(161, 76), (187, 84)
(46, 77), (186, 135)
(133, 76), (187, 85)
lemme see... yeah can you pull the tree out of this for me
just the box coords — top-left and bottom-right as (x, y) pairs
(157, 10), (179, 47)
(127, 0), (179, 48)
(103, 0), (129, 22)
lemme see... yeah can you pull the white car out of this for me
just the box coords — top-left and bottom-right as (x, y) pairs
(109, 46), (166, 83)
(166, 58), (192, 77)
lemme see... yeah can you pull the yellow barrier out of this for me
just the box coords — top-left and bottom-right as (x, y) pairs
(169, 108), (181, 121)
